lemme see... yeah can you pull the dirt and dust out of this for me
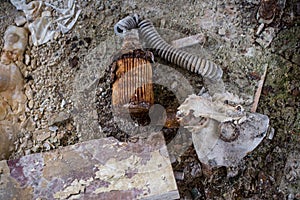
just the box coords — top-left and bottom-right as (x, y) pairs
(0, 0), (299, 199)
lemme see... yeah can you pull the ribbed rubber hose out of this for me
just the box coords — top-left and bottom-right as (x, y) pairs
(114, 15), (223, 81)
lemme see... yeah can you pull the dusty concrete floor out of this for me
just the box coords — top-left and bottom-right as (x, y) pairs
(0, 0), (299, 199)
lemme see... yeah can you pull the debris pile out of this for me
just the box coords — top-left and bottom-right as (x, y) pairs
(112, 14), (271, 167)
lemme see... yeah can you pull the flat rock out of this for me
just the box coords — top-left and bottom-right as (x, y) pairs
(0, 131), (179, 200)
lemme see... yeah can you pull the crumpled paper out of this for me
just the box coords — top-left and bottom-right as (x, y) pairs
(10, 0), (81, 46)
(177, 93), (269, 167)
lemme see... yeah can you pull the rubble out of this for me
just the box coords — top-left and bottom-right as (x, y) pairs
(0, 0), (297, 198)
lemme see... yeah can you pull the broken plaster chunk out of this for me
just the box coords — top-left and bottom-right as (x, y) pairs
(1, 25), (28, 64)
(255, 27), (276, 48)
(49, 126), (58, 132)
(24, 54), (30, 65)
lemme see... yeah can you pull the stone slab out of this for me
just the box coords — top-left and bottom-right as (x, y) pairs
(0, 132), (179, 200)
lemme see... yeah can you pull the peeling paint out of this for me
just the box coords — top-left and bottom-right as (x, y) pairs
(0, 132), (179, 199)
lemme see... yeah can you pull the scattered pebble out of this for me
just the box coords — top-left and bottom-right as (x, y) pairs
(36, 131), (51, 142)
(174, 171), (185, 181)
(48, 112), (71, 126)
(61, 99), (66, 108)
(218, 28), (226, 36)
(49, 126), (59, 132)
(14, 15), (26, 26)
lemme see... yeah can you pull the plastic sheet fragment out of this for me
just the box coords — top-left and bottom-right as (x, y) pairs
(10, 0), (81, 46)
(177, 94), (270, 167)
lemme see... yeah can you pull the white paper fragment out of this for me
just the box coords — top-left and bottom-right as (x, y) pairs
(177, 94), (269, 167)
(10, 0), (81, 46)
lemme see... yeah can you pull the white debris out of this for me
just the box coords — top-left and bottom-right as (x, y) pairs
(171, 33), (206, 49)
(10, 0), (81, 46)
(267, 127), (275, 140)
(177, 94), (269, 167)
(218, 28), (226, 36)
(177, 94), (245, 123)
(49, 125), (58, 132)
(14, 15), (27, 26)
(60, 99), (66, 108)
(255, 27), (276, 48)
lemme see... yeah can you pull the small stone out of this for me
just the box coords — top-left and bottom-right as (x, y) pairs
(171, 81), (178, 89)
(66, 123), (73, 131)
(256, 23), (265, 35)
(41, 11), (52, 17)
(218, 28), (226, 36)
(267, 127), (275, 140)
(190, 163), (202, 177)
(21, 117), (36, 131)
(43, 142), (51, 151)
(28, 100), (34, 109)
(160, 18), (166, 28)
(245, 47), (255, 57)
(49, 126), (58, 132)
(174, 171), (184, 180)
(25, 54), (30, 65)
(24, 149), (31, 155)
(53, 32), (61, 41)
(27, 140), (33, 148)
(48, 111), (71, 125)
(19, 114), (26, 122)
(36, 130), (51, 142)
(61, 99), (66, 108)
(288, 193), (294, 200)
(15, 16), (27, 26)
